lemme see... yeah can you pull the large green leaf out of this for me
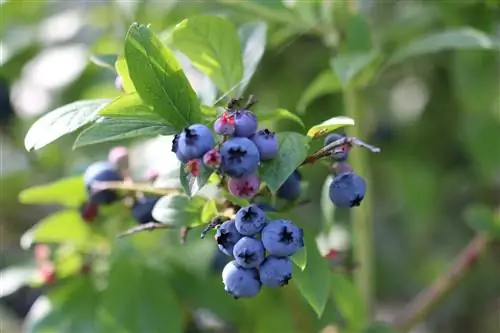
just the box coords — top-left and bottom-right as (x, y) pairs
(389, 27), (499, 65)
(73, 117), (175, 148)
(24, 99), (111, 151)
(98, 93), (157, 118)
(306, 116), (355, 138)
(124, 23), (202, 130)
(293, 230), (330, 318)
(291, 245), (307, 271)
(260, 132), (310, 193)
(238, 21), (267, 95)
(331, 273), (367, 332)
(21, 210), (94, 249)
(172, 15), (243, 93)
(101, 248), (182, 333)
(258, 108), (305, 128)
(115, 56), (135, 93)
(19, 176), (86, 208)
(179, 162), (213, 197)
(152, 194), (208, 227)
(297, 70), (341, 113)
(89, 53), (118, 72)
(331, 51), (382, 89)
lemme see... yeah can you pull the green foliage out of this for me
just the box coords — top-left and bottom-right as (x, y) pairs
(19, 176), (87, 208)
(297, 70), (341, 113)
(151, 194), (210, 227)
(331, 273), (367, 332)
(89, 54), (118, 73)
(306, 116), (355, 138)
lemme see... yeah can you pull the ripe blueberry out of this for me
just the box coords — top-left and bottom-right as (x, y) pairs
(235, 204), (267, 236)
(329, 172), (366, 207)
(250, 129), (279, 160)
(220, 138), (260, 178)
(213, 112), (235, 136)
(258, 256), (293, 288)
(324, 133), (349, 162)
(232, 237), (265, 268)
(222, 261), (261, 298)
(131, 196), (161, 224)
(174, 124), (215, 162)
(233, 110), (258, 137)
(215, 220), (243, 256)
(261, 219), (304, 257)
(228, 173), (260, 199)
(277, 170), (301, 201)
(83, 161), (123, 205)
(203, 149), (222, 168)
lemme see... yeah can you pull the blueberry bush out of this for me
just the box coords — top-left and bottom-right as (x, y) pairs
(2, 1), (500, 333)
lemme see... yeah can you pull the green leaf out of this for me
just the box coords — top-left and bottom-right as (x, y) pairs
(306, 116), (355, 138)
(291, 246), (307, 271)
(124, 23), (202, 130)
(221, 189), (250, 207)
(98, 93), (158, 118)
(19, 176), (86, 208)
(115, 56), (136, 93)
(293, 231), (330, 317)
(363, 322), (398, 333)
(179, 162), (213, 197)
(201, 199), (218, 223)
(321, 175), (335, 228)
(259, 108), (305, 128)
(389, 27), (499, 65)
(464, 205), (500, 237)
(20, 210), (94, 249)
(89, 53), (118, 72)
(260, 132), (310, 193)
(24, 99), (111, 151)
(331, 51), (382, 89)
(172, 15), (244, 94)
(238, 21), (267, 95)
(101, 248), (182, 333)
(297, 70), (341, 113)
(73, 117), (176, 148)
(152, 194), (208, 227)
(346, 13), (373, 52)
(331, 273), (367, 332)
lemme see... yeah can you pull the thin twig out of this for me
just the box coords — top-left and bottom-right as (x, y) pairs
(92, 181), (179, 196)
(391, 233), (490, 332)
(117, 222), (172, 238)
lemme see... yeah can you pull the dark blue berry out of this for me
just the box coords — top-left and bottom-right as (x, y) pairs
(259, 256), (293, 288)
(83, 161), (123, 205)
(234, 204), (267, 236)
(233, 110), (258, 137)
(220, 138), (260, 178)
(215, 220), (243, 256)
(174, 124), (215, 161)
(261, 219), (304, 257)
(222, 261), (261, 298)
(131, 196), (161, 224)
(277, 170), (301, 201)
(329, 172), (366, 207)
(232, 237), (265, 268)
(250, 129), (279, 160)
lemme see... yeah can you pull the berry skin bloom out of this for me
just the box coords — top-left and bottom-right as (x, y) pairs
(261, 219), (304, 257)
(228, 173), (260, 199)
(132, 196), (161, 224)
(219, 138), (260, 178)
(234, 204), (268, 236)
(213, 112), (235, 136)
(259, 256), (293, 288)
(83, 161), (123, 205)
(222, 261), (261, 298)
(203, 149), (222, 168)
(233, 110), (258, 137)
(232, 237), (265, 268)
(324, 133), (349, 162)
(250, 129), (279, 160)
(215, 220), (243, 256)
(329, 172), (366, 208)
(277, 170), (302, 202)
(174, 124), (215, 162)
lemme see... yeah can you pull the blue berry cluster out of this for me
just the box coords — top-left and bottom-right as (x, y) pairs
(171, 101), (279, 200)
(215, 204), (304, 298)
(325, 133), (367, 208)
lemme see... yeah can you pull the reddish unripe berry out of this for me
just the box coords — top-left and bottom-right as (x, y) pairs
(108, 146), (129, 172)
(80, 202), (99, 223)
(228, 174), (260, 199)
(40, 263), (56, 285)
(34, 244), (50, 263)
(203, 149), (222, 168)
(214, 112), (236, 136)
(186, 159), (201, 177)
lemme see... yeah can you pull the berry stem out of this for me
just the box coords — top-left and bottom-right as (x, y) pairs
(391, 233), (490, 332)
(344, 87), (374, 319)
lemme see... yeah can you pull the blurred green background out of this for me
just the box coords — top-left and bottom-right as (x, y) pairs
(1, 0), (499, 332)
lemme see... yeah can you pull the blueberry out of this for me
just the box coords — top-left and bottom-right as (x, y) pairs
(220, 138), (260, 178)
(131, 196), (161, 224)
(324, 133), (349, 162)
(222, 261), (261, 298)
(250, 129), (279, 160)
(228, 173), (260, 199)
(215, 220), (243, 256)
(174, 124), (215, 161)
(233, 110), (258, 137)
(258, 256), (293, 288)
(203, 148), (222, 168)
(234, 204), (268, 236)
(232, 237), (265, 268)
(277, 170), (301, 201)
(83, 161), (123, 204)
(261, 219), (304, 257)
(214, 112), (235, 136)
(329, 172), (366, 207)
